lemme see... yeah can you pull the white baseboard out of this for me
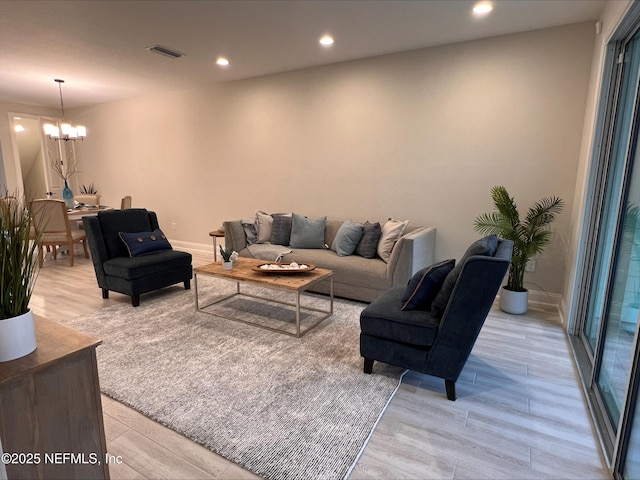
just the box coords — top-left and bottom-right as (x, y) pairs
(496, 288), (561, 307)
(169, 240), (212, 255)
(526, 289), (562, 307)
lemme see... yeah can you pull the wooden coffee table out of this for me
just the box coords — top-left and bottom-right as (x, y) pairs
(194, 257), (334, 337)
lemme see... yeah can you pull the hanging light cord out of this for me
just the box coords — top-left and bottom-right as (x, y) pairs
(55, 78), (65, 122)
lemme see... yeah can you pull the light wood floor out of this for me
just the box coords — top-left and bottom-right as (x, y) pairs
(29, 246), (610, 480)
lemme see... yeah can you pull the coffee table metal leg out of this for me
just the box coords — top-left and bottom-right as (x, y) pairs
(296, 292), (301, 337)
(194, 272), (199, 309)
(330, 276), (334, 314)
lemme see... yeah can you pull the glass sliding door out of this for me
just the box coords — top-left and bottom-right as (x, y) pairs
(596, 124), (640, 427)
(571, 5), (640, 478)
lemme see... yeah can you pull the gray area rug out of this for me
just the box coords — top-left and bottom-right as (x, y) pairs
(62, 280), (404, 480)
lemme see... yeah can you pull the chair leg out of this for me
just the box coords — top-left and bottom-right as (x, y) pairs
(69, 243), (75, 267)
(184, 279), (191, 290)
(445, 379), (457, 401)
(82, 239), (89, 258)
(102, 289), (109, 299)
(38, 245), (44, 267)
(131, 294), (140, 307)
(364, 358), (374, 374)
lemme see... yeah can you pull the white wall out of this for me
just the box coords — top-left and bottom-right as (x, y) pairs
(3, 22), (596, 298)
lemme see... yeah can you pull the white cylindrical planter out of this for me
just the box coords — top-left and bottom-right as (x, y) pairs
(0, 310), (37, 362)
(222, 261), (233, 270)
(499, 287), (529, 315)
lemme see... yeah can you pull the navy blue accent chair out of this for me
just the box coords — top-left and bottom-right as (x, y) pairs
(360, 239), (513, 400)
(83, 209), (192, 307)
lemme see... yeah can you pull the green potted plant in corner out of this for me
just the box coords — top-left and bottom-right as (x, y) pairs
(0, 194), (42, 361)
(473, 185), (564, 314)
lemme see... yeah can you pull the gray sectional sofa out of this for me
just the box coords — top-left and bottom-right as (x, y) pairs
(223, 218), (436, 303)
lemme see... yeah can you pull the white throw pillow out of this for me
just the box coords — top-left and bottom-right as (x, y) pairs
(377, 219), (408, 262)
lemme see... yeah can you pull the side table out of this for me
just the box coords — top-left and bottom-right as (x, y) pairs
(209, 230), (225, 262)
(0, 317), (109, 479)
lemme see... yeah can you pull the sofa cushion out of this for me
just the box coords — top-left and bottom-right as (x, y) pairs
(103, 250), (192, 280)
(360, 286), (440, 347)
(378, 219), (409, 262)
(401, 259), (455, 311)
(331, 220), (364, 256)
(271, 214), (292, 245)
(290, 213), (327, 249)
(119, 229), (172, 257)
(356, 221), (382, 259)
(272, 248), (390, 292)
(430, 234), (499, 317)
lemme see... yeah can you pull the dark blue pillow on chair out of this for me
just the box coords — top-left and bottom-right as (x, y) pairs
(119, 229), (172, 257)
(400, 259), (456, 310)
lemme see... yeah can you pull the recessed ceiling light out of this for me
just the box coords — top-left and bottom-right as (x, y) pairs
(319, 35), (334, 47)
(472, 1), (493, 16)
(216, 57), (230, 66)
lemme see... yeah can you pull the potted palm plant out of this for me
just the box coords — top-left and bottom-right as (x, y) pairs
(0, 194), (42, 361)
(474, 185), (564, 314)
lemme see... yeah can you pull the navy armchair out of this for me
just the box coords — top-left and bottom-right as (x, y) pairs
(360, 237), (513, 400)
(83, 209), (192, 307)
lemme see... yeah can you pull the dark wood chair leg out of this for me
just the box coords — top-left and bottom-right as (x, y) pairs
(102, 289), (109, 299)
(184, 279), (191, 290)
(364, 358), (374, 374)
(445, 379), (456, 401)
(131, 294), (140, 307)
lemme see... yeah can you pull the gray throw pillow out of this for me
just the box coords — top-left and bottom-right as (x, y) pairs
(430, 235), (499, 317)
(271, 214), (292, 246)
(331, 220), (364, 256)
(356, 221), (382, 258)
(400, 259), (455, 310)
(289, 213), (327, 249)
(256, 211), (273, 244)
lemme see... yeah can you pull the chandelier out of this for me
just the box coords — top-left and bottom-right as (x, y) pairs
(43, 79), (86, 141)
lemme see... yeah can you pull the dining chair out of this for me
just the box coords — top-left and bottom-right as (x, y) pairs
(30, 199), (89, 267)
(120, 196), (132, 209)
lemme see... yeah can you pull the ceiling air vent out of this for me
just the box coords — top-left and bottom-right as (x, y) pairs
(146, 45), (184, 59)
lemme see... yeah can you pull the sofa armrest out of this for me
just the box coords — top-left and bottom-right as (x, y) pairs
(386, 226), (436, 286)
(224, 220), (247, 252)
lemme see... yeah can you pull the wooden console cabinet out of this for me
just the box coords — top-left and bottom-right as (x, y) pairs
(0, 317), (109, 479)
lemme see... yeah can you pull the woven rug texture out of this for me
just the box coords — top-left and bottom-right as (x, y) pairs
(62, 280), (404, 480)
